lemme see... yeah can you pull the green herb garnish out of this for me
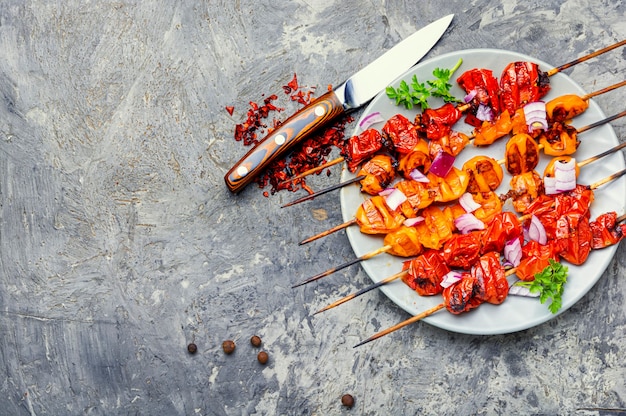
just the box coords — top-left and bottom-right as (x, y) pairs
(514, 259), (569, 314)
(385, 58), (463, 111)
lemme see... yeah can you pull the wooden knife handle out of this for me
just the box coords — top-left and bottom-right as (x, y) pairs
(224, 90), (346, 193)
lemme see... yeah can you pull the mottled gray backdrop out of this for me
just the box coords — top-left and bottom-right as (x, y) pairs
(1, 1), (625, 415)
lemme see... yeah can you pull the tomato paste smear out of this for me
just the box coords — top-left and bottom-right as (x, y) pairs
(230, 73), (353, 196)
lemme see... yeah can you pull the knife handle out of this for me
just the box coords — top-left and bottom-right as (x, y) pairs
(224, 90), (346, 193)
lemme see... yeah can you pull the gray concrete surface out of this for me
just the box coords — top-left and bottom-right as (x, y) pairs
(1, 1), (625, 415)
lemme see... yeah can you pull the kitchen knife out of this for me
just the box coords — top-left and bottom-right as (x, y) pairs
(224, 14), (454, 193)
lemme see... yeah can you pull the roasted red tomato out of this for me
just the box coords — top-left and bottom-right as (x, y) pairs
(443, 273), (482, 314)
(499, 61), (551, 116)
(481, 212), (523, 254)
(442, 231), (483, 270)
(417, 103), (464, 140)
(555, 213), (592, 265)
(590, 212), (625, 249)
(472, 252), (508, 305)
(457, 68), (501, 126)
(402, 249), (450, 296)
(382, 114), (419, 154)
(345, 128), (383, 172)
(515, 240), (560, 282)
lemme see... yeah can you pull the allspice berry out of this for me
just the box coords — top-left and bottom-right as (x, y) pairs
(250, 335), (262, 347)
(341, 394), (355, 409)
(257, 351), (269, 365)
(222, 340), (236, 355)
(187, 343), (197, 354)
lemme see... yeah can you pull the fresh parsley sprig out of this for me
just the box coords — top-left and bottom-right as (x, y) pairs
(514, 259), (569, 314)
(385, 58), (463, 111)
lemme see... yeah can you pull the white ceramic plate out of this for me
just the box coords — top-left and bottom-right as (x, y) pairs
(339, 49), (625, 335)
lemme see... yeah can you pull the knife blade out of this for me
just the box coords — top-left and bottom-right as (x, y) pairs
(224, 14), (454, 193)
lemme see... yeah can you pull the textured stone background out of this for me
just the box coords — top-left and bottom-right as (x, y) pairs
(1, 1), (625, 415)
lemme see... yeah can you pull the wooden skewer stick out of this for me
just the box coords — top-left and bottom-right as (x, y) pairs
(545, 39), (626, 77)
(299, 218), (357, 245)
(279, 156), (345, 185)
(291, 245), (392, 288)
(588, 168), (626, 189)
(353, 303), (446, 348)
(313, 270), (408, 315)
(576, 109), (626, 134)
(282, 175), (366, 207)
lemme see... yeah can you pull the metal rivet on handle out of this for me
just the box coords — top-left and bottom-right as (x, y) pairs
(236, 166), (248, 177)
(275, 134), (286, 145)
(314, 105), (325, 117)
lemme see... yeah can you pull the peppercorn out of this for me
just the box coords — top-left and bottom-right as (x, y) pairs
(222, 340), (236, 355)
(250, 335), (262, 347)
(341, 394), (355, 409)
(257, 351), (268, 365)
(187, 343), (197, 354)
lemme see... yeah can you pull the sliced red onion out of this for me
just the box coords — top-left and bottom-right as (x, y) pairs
(475, 104), (494, 121)
(403, 216), (425, 227)
(454, 213), (485, 234)
(464, 89), (478, 103)
(509, 282), (540, 298)
(528, 215), (547, 245)
(359, 111), (385, 130)
(459, 192), (481, 213)
(409, 168), (430, 183)
(523, 101), (548, 132)
(544, 176), (558, 195)
(503, 237), (522, 267)
(429, 150), (455, 178)
(383, 188), (407, 211)
(554, 158), (577, 192)
(440, 271), (463, 288)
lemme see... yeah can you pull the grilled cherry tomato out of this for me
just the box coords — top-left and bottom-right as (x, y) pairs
(382, 114), (419, 154)
(463, 155), (504, 194)
(538, 122), (579, 156)
(472, 252), (508, 305)
(394, 179), (434, 218)
(413, 205), (455, 250)
(442, 231), (483, 270)
(515, 240), (560, 282)
(428, 130), (470, 158)
(555, 212), (592, 265)
(402, 250), (450, 296)
(358, 155), (396, 195)
(457, 68), (501, 126)
(472, 191), (504, 224)
(345, 128), (384, 172)
(546, 94), (589, 122)
(473, 110), (513, 146)
(417, 103), (464, 139)
(543, 156), (580, 179)
(507, 171), (545, 213)
(384, 226), (424, 257)
(481, 212), (523, 254)
(429, 167), (470, 203)
(443, 273), (482, 314)
(505, 133), (540, 175)
(499, 61), (551, 116)
(355, 195), (405, 235)
(397, 140), (431, 179)
(590, 212), (625, 249)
